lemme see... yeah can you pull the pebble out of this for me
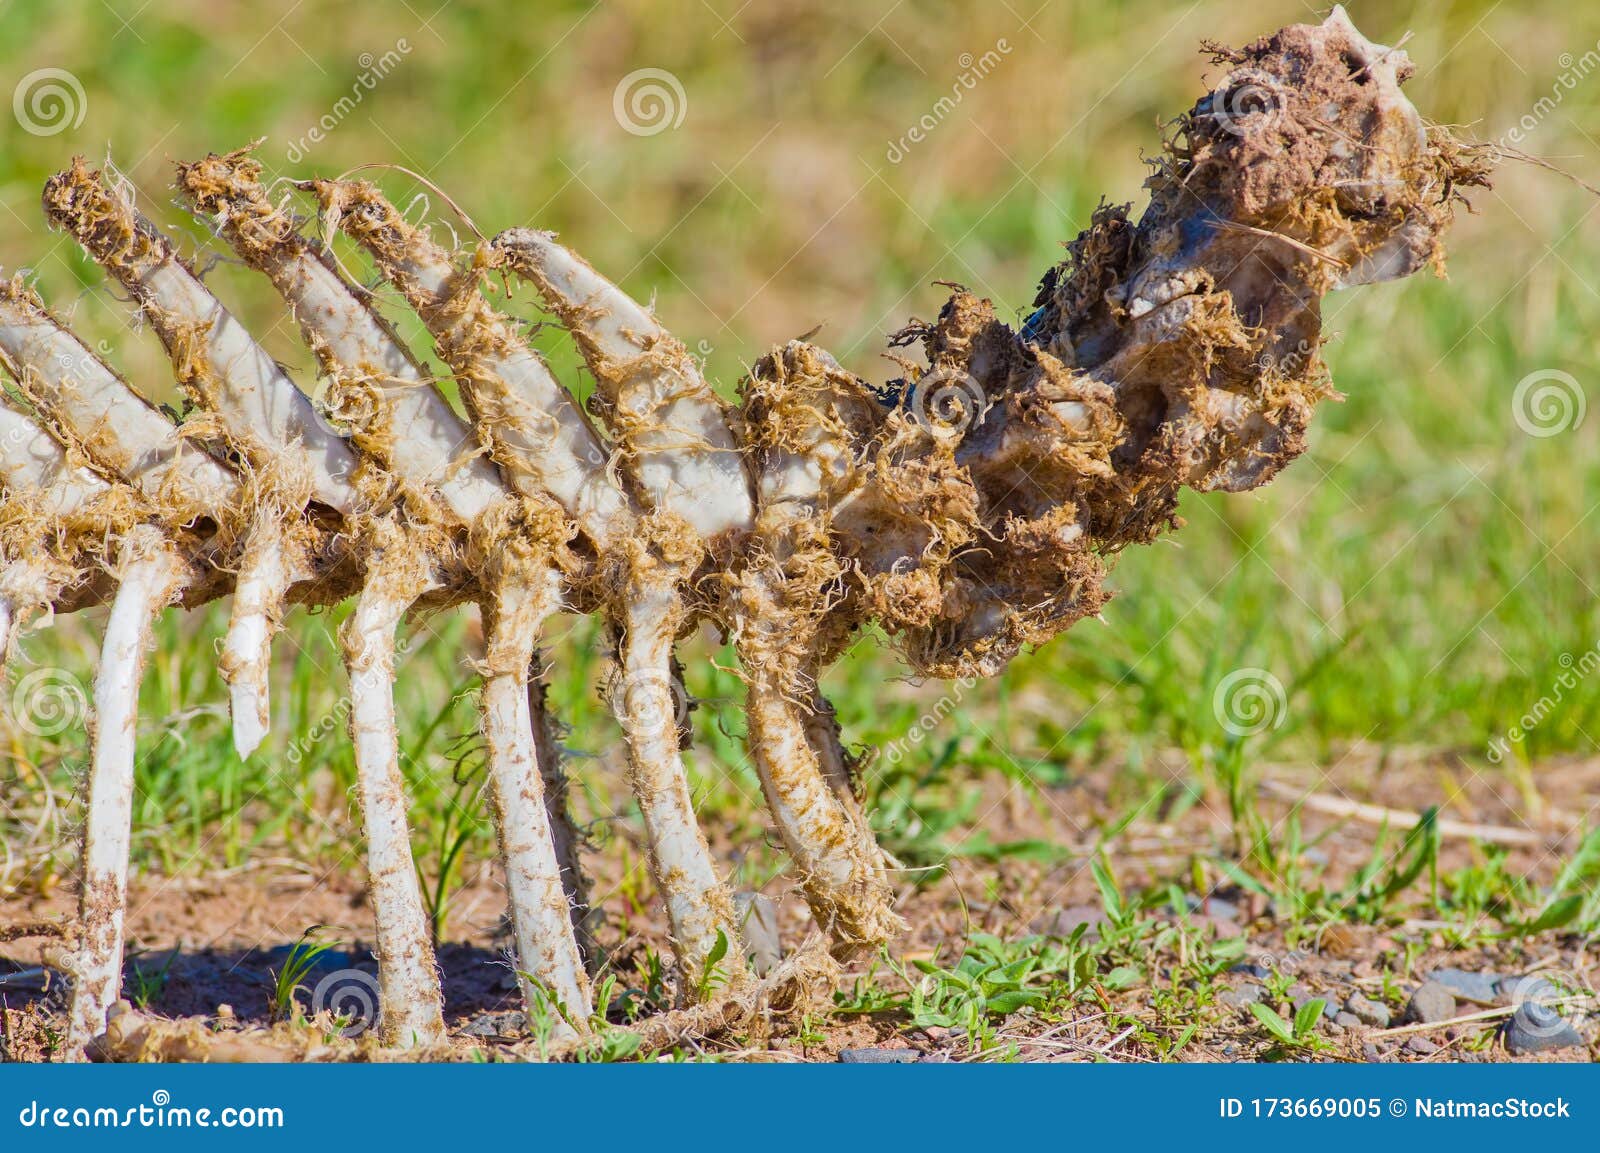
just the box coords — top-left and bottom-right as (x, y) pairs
(462, 1010), (527, 1039)
(1317, 923), (1361, 957)
(1344, 992), (1391, 1028)
(1503, 1005), (1586, 1055)
(1229, 962), (1271, 980)
(1406, 1037), (1440, 1056)
(1289, 988), (1338, 1021)
(1362, 1041), (1383, 1061)
(1197, 897), (1241, 922)
(1219, 983), (1266, 1009)
(1402, 982), (1456, 1025)
(1334, 1011), (1363, 1029)
(1428, 967), (1503, 1005)
(838, 1047), (920, 1064)
(1034, 905), (1107, 939)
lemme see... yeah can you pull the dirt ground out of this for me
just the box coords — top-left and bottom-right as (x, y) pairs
(4, 748), (1598, 1062)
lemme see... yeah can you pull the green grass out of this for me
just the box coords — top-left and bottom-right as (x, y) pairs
(3, 0), (1600, 994)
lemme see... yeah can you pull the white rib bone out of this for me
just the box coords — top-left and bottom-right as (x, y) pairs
(180, 154), (595, 1023)
(0, 280), (240, 523)
(0, 390), (110, 512)
(492, 230), (753, 539)
(43, 163), (356, 757)
(495, 237), (897, 951)
(65, 524), (190, 1055)
(341, 549), (448, 1047)
(481, 560), (590, 1030)
(319, 180), (742, 993)
(0, 394), (108, 674)
(43, 163), (356, 513)
(219, 518), (302, 757)
(307, 180), (629, 541)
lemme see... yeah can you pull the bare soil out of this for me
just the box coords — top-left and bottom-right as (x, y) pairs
(4, 748), (1597, 1062)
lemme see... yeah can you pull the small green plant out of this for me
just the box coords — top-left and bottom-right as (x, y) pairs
(128, 948), (177, 1010)
(696, 929), (731, 999)
(268, 927), (338, 1024)
(1250, 999), (1329, 1054)
(414, 727), (489, 946)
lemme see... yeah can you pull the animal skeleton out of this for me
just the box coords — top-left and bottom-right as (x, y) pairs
(0, 9), (1486, 1056)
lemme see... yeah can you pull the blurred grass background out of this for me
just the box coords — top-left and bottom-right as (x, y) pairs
(2, 0), (1598, 912)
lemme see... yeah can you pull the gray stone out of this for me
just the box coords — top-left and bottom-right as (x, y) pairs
(1502, 1005), (1586, 1055)
(1218, 982), (1266, 1009)
(1428, 967), (1503, 1005)
(838, 1047), (920, 1064)
(1036, 905), (1107, 939)
(462, 1010), (527, 1038)
(1344, 992), (1391, 1028)
(1406, 1036), (1439, 1056)
(1190, 896), (1240, 922)
(735, 891), (783, 976)
(1229, 962), (1270, 980)
(1288, 986), (1338, 1020)
(1402, 982), (1456, 1025)
(1362, 1041), (1382, 1062)
(1334, 1011), (1363, 1029)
